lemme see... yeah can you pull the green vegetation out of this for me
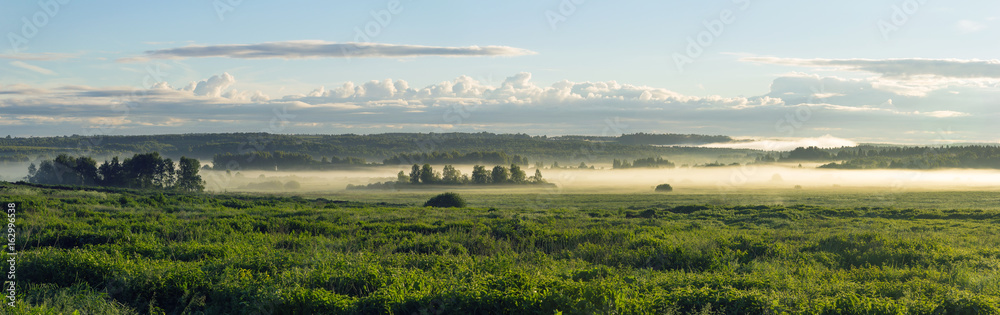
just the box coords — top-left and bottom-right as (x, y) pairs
(654, 184), (673, 192)
(25, 153), (205, 192)
(6, 183), (1000, 314)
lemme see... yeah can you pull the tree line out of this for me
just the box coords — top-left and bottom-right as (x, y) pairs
(382, 151), (528, 166)
(820, 145), (1000, 169)
(25, 153), (205, 191)
(212, 151), (366, 171)
(0, 132), (757, 165)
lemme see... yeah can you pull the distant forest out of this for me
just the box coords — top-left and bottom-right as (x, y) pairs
(819, 146), (1000, 169)
(0, 132), (751, 165)
(209, 151), (529, 171)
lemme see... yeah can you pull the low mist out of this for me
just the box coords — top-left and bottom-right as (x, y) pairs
(203, 163), (1000, 194)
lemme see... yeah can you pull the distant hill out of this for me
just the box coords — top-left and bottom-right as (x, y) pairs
(616, 133), (734, 146)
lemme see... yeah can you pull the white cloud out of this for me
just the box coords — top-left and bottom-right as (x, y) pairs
(120, 41), (537, 62)
(191, 73), (236, 97)
(9, 61), (55, 75)
(921, 110), (970, 118)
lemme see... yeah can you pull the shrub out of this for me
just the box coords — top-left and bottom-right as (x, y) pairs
(424, 192), (467, 208)
(654, 184), (673, 192)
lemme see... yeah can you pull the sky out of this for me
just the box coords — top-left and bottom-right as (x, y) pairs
(0, 0), (998, 144)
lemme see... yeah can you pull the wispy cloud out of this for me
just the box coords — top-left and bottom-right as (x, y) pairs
(741, 57), (1000, 79)
(9, 61), (56, 75)
(119, 41), (537, 62)
(0, 52), (77, 61)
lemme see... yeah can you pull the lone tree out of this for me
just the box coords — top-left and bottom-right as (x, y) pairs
(424, 192), (467, 208)
(654, 184), (673, 192)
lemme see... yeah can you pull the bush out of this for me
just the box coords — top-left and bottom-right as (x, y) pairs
(654, 184), (673, 192)
(424, 192), (467, 208)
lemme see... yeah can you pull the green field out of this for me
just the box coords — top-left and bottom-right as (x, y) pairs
(4, 182), (1000, 314)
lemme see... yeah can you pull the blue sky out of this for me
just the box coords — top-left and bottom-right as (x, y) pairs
(1, 0), (999, 144)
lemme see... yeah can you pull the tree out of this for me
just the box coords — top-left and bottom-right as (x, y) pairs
(155, 158), (176, 188)
(530, 169), (544, 183)
(98, 157), (124, 187)
(176, 156), (205, 192)
(472, 165), (490, 184)
(442, 165), (462, 184)
(509, 164), (526, 183)
(420, 164), (440, 184)
(491, 165), (510, 184)
(396, 171), (410, 183)
(578, 162), (588, 169)
(409, 164), (422, 184)
(122, 152), (169, 189)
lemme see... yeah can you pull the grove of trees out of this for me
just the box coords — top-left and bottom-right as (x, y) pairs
(399, 164), (544, 185)
(26, 153), (205, 191)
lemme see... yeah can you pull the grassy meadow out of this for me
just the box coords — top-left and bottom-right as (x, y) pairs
(4, 182), (1000, 314)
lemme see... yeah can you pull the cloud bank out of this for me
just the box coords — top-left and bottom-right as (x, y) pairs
(2, 61), (995, 143)
(120, 41), (537, 62)
(743, 57), (1000, 79)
